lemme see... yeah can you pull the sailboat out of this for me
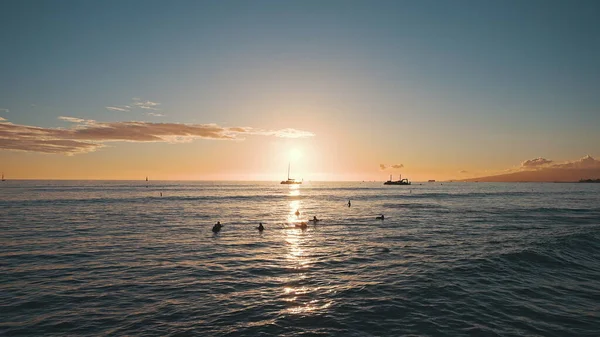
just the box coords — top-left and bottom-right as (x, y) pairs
(280, 163), (302, 184)
(1, 173), (4, 182)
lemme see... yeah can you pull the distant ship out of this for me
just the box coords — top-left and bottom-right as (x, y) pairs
(384, 174), (411, 185)
(1, 173), (4, 182)
(281, 163), (302, 185)
(428, 179), (436, 183)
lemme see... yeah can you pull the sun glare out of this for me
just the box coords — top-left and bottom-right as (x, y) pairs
(290, 148), (302, 161)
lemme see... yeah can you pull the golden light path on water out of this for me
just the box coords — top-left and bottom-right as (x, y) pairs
(282, 184), (332, 315)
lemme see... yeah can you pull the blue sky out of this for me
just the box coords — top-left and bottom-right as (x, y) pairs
(1, 0), (599, 180)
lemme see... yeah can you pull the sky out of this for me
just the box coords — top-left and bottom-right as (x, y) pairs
(1, 0), (599, 181)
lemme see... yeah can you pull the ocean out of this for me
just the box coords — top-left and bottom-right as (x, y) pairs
(1, 181), (599, 336)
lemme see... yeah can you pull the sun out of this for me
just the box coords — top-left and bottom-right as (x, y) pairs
(289, 148), (302, 161)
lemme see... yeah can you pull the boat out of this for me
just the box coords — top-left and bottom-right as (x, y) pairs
(428, 179), (436, 183)
(384, 174), (411, 185)
(281, 163), (302, 184)
(1, 173), (4, 182)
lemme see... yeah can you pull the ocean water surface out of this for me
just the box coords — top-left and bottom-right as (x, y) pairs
(1, 181), (599, 336)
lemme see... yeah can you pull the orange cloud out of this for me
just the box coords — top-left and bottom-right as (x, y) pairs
(379, 163), (404, 170)
(521, 157), (553, 169)
(0, 117), (315, 155)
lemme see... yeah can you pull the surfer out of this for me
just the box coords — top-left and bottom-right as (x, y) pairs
(310, 216), (320, 222)
(257, 223), (264, 231)
(348, 200), (351, 207)
(376, 215), (385, 220)
(212, 221), (223, 233)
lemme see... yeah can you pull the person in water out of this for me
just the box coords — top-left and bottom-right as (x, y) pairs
(312, 216), (320, 222)
(376, 215), (385, 220)
(212, 221), (223, 232)
(295, 209), (300, 216)
(348, 200), (351, 207)
(258, 223), (265, 231)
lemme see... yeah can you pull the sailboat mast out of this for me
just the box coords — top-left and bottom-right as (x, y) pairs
(288, 163), (290, 180)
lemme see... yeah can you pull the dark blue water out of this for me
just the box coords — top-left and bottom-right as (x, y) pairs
(1, 181), (599, 336)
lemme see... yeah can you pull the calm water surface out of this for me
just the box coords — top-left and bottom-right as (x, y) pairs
(1, 181), (599, 336)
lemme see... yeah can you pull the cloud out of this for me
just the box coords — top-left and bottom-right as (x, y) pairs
(146, 112), (165, 117)
(106, 106), (131, 112)
(132, 98), (160, 111)
(0, 117), (315, 155)
(107, 98), (162, 114)
(380, 163), (404, 170)
(254, 128), (315, 138)
(519, 155), (600, 170)
(0, 108), (8, 113)
(459, 170), (468, 174)
(521, 157), (553, 168)
(551, 155), (600, 169)
(58, 116), (86, 123)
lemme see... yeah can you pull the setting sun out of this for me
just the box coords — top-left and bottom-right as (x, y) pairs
(289, 148), (302, 162)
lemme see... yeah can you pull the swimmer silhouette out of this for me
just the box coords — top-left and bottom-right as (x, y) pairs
(212, 221), (223, 233)
(348, 200), (351, 207)
(257, 223), (265, 231)
(295, 222), (308, 229)
(376, 215), (385, 220)
(295, 209), (300, 216)
(310, 216), (320, 222)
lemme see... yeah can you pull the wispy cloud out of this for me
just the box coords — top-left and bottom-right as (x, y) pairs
(105, 106), (131, 112)
(106, 98), (162, 115)
(58, 116), (86, 123)
(0, 108), (8, 113)
(459, 170), (469, 174)
(132, 98), (160, 110)
(253, 128), (315, 138)
(146, 112), (165, 117)
(0, 117), (315, 155)
(379, 163), (404, 170)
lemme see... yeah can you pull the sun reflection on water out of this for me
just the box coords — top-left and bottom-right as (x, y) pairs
(281, 185), (332, 315)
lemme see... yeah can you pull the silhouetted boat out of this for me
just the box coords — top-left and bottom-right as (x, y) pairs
(1, 173), (4, 182)
(384, 174), (411, 185)
(281, 163), (302, 184)
(428, 179), (436, 183)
